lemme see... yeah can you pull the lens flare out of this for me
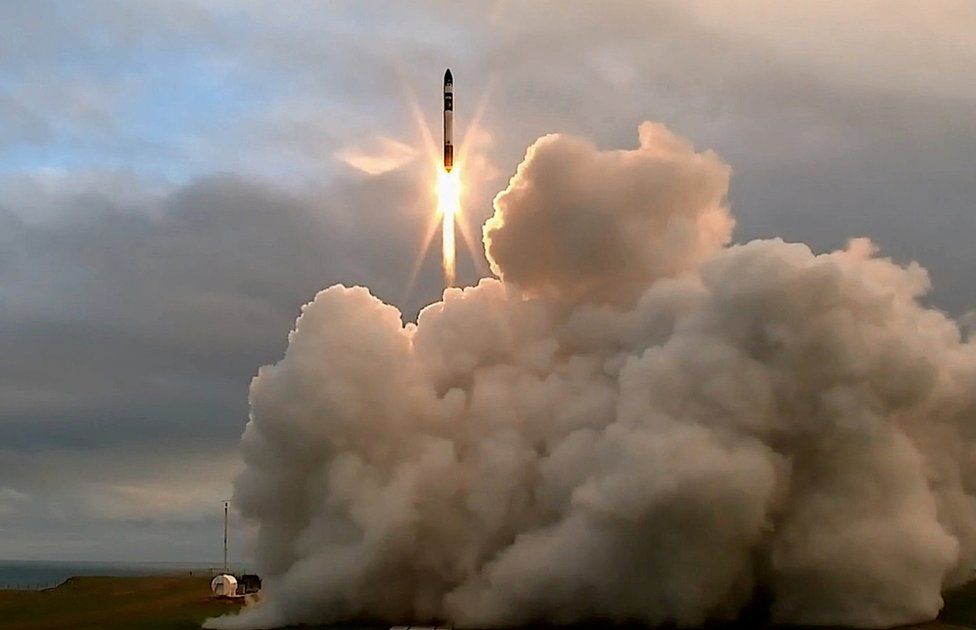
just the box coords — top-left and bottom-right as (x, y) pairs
(395, 72), (492, 299)
(437, 168), (461, 286)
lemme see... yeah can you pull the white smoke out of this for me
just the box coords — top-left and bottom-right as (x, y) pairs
(207, 122), (976, 629)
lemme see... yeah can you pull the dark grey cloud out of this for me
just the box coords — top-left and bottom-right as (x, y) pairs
(0, 170), (448, 407)
(0, 166), (448, 559)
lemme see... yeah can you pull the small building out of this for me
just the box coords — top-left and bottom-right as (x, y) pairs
(211, 574), (238, 597)
(239, 573), (262, 594)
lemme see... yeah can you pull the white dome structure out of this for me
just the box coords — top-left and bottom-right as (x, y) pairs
(211, 574), (238, 597)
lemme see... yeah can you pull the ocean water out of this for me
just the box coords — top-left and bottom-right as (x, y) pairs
(0, 560), (239, 590)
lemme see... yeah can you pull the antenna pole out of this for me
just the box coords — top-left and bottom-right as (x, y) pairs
(223, 500), (229, 573)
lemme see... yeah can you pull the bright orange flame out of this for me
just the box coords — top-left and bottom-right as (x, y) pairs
(437, 168), (461, 286)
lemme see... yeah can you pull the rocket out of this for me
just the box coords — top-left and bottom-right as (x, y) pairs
(443, 68), (453, 172)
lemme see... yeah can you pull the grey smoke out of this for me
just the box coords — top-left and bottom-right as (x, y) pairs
(208, 122), (976, 629)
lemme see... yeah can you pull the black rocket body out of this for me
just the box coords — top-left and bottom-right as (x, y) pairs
(444, 68), (453, 172)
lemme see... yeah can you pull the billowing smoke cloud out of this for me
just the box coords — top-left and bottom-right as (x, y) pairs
(484, 122), (733, 307)
(208, 122), (976, 629)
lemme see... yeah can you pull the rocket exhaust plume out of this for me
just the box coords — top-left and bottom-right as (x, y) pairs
(438, 169), (459, 287)
(208, 121), (976, 630)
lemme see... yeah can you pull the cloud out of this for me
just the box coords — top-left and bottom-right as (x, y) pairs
(484, 122), (732, 306)
(0, 164), (447, 560)
(0, 488), (31, 519)
(336, 136), (419, 176)
(209, 123), (976, 629)
(0, 446), (247, 562)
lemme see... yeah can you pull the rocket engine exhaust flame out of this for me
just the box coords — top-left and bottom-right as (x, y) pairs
(206, 121), (976, 630)
(437, 168), (460, 287)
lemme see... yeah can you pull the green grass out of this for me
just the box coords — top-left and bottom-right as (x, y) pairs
(0, 574), (242, 629)
(3, 574), (976, 629)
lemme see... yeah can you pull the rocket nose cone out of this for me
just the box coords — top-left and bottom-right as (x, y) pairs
(444, 68), (453, 84)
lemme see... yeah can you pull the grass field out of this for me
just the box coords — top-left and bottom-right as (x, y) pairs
(0, 574), (242, 629)
(3, 574), (976, 630)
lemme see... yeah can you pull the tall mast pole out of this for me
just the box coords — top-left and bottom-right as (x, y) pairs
(223, 500), (229, 573)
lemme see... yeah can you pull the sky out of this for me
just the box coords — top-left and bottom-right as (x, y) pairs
(0, 0), (974, 563)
